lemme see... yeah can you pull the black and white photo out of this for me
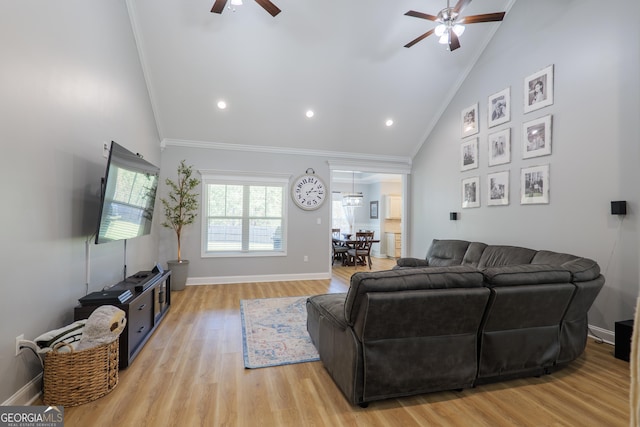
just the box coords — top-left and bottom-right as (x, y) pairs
(461, 103), (479, 137)
(522, 115), (552, 159)
(462, 176), (480, 208)
(488, 128), (510, 166)
(521, 164), (549, 204)
(524, 65), (554, 113)
(461, 138), (478, 171)
(488, 87), (510, 127)
(487, 171), (509, 206)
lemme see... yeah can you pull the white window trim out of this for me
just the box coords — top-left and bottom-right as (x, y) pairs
(200, 170), (290, 258)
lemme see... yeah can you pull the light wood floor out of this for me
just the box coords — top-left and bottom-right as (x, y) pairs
(60, 257), (630, 426)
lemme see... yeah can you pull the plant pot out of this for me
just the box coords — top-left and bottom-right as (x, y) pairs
(167, 260), (190, 291)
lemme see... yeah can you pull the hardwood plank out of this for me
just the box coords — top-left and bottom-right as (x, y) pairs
(52, 256), (628, 426)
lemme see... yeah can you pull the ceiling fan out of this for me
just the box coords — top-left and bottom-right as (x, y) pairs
(211, 0), (281, 17)
(404, 0), (505, 51)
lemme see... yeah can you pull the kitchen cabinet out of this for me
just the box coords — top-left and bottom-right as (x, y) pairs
(385, 195), (402, 219)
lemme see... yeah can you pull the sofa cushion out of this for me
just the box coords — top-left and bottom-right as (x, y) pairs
(395, 258), (430, 268)
(344, 265), (483, 325)
(531, 250), (601, 282)
(482, 264), (572, 287)
(425, 239), (471, 266)
(461, 242), (488, 267)
(477, 245), (537, 268)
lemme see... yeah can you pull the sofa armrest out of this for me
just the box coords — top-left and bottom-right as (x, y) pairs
(307, 293), (348, 329)
(561, 258), (601, 282)
(396, 257), (429, 268)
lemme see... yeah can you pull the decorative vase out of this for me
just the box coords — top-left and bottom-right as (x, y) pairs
(167, 260), (189, 291)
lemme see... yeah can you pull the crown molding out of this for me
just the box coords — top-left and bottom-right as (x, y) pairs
(161, 138), (412, 167)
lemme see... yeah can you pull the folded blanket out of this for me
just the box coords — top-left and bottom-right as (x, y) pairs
(34, 320), (86, 353)
(77, 305), (126, 350)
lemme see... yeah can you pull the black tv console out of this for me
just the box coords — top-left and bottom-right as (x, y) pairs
(74, 270), (171, 369)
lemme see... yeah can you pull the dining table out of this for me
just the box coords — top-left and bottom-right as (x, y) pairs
(332, 234), (380, 266)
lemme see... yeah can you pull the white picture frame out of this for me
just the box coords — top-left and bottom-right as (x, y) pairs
(522, 115), (552, 159)
(461, 103), (479, 137)
(488, 128), (511, 166)
(524, 65), (554, 113)
(488, 87), (510, 128)
(462, 176), (480, 208)
(461, 138), (479, 171)
(487, 171), (509, 206)
(521, 164), (549, 205)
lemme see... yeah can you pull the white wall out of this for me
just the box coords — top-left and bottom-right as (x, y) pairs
(159, 143), (334, 281)
(410, 0), (640, 334)
(0, 1), (160, 402)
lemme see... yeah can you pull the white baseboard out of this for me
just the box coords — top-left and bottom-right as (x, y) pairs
(2, 373), (42, 406)
(589, 324), (614, 345)
(187, 271), (331, 286)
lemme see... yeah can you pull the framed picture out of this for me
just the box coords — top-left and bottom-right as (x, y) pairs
(462, 176), (480, 208)
(369, 201), (378, 219)
(487, 171), (509, 206)
(461, 138), (479, 171)
(521, 164), (549, 205)
(524, 65), (554, 113)
(488, 87), (510, 128)
(488, 128), (510, 166)
(522, 115), (552, 159)
(461, 103), (479, 137)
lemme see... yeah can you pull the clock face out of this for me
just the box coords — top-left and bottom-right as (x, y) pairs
(292, 174), (327, 210)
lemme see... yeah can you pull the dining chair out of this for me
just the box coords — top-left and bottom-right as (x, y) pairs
(332, 228), (348, 265)
(346, 231), (374, 269)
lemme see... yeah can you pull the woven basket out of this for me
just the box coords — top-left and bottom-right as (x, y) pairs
(43, 339), (119, 407)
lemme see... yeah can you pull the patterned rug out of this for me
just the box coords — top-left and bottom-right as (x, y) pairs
(240, 295), (320, 369)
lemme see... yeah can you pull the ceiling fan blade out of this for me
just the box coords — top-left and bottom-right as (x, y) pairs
(449, 30), (461, 51)
(453, 0), (472, 14)
(460, 12), (505, 24)
(255, 0), (281, 16)
(211, 0), (228, 14)
(404, 10), (439, 21)
(404, 29), (435, 48)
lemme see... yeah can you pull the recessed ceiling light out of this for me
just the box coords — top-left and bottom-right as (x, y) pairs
(385, 119), (394, 127)
(306, 110), (314, 118)
(217, 100), (227, 110)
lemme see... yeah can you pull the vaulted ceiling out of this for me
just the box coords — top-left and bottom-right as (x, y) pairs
(127, 0), (514, 160)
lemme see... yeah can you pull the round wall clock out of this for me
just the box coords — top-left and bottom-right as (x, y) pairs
(291, 169), (327, 211)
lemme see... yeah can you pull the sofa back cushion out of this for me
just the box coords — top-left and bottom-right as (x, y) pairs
(482, 264), (572, 287)
(344, 265), (483, 325)
(531, 250), (601, 282)
(461, 242), (488, 267)
(477, 245), (537, 268)
(426, 239), (471, 266)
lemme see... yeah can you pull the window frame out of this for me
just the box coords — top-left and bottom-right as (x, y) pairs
(200, 171), (289, 258)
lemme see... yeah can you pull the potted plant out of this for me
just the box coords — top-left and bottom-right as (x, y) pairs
(161, 160), (200, 291)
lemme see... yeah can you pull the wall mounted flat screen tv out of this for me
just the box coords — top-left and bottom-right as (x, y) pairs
(95, 141), (160, 244)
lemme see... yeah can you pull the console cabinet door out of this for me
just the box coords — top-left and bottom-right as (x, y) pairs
(127, 292), (153, 356)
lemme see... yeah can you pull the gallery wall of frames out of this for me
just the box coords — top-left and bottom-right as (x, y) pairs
(460, 64), (554, 209)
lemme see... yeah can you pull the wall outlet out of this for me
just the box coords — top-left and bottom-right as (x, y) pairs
(15, 334), (24, 356)
(103, 142), (110, 159)
(303, 255), (309, 262)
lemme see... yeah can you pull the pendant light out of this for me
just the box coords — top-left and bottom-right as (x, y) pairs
(342, 172), (363, 208)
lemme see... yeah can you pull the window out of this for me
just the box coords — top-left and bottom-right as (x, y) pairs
(202, 173), (287, 257)
(331, 197), (350, 233)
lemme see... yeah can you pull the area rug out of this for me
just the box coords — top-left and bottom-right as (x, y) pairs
(240, 295), (319, 369)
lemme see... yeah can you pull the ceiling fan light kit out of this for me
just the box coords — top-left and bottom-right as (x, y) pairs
(404, 0), (505, 52)
(211, 0), (281, 16)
